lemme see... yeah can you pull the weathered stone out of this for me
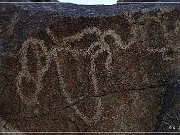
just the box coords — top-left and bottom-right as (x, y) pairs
(117, 0), (159, 2)
(0, 3), (180, 133)
(0, 0), (59, 2)
(117, 0), (180, 5)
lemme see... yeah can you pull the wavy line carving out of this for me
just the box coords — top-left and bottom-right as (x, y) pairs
(16, 27), (130, 125)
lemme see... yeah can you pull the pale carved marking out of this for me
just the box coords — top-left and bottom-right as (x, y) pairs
(16, 37), (51, 107)
(146, 15), (174, 61)
(147, 47), (173, 61)
(17, 26), (128, 125)
(17, 13), (175, 124)
(58, 27), (129, 124)
(125, 11), (174, 61)
(63, 27), (102, 43)
(175, 20), (180, 34)
(47, 27), (106, 125)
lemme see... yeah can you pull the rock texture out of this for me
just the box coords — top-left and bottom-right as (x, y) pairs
(0, 0), (58, 2)
(117, 0), (180, 3)
(0, 3), (180, 133)
(117, 0), (158, 2)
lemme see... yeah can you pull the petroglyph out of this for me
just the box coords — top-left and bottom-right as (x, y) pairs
(16, 37), (51, 107)
(46, 27), (112, 125)
(56, 27), (131, 125)
(125, 11), (175, 61)
(16, 19), (178, 124)
(1, 2), (180, 132)
(146, 47), (173, 61)
(16, 26), (139, 125)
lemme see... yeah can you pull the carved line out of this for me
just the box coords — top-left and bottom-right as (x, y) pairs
(48, 27), (104, 125)
(17, 26), (128, 125)
(127, 12), (174, 61)
(16, 37), (51, 106)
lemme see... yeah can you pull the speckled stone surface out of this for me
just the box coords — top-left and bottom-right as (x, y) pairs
(0, 3), (180, 133)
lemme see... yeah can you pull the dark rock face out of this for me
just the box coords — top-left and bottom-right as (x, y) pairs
(117, 0), (180, 3)
(0, 0), (58, 2)
(29, 0), (59, 2)
(117, 0), (158, 2)
(0, 3), (180, 133)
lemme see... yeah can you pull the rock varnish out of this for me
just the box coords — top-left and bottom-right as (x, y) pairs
(0, 3), (180, 133)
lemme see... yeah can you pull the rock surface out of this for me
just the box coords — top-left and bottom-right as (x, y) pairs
(0, 3), (180, 133)
(117, 0), (180, 4)
(0, 0), (59, 2)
